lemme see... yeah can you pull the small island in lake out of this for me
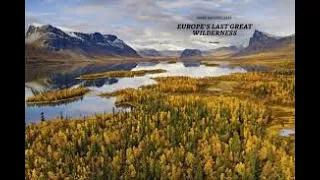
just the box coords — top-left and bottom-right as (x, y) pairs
(78, 69), (166, 80)
(26, 87), (90, 104)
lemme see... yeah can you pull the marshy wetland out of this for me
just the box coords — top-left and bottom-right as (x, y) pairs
(25, 61), (247, 123)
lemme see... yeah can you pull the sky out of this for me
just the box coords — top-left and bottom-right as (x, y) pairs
(25, 0), (295, 51)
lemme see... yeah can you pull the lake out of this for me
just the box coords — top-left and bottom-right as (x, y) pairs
(280, 128), (295, 137)
(25, 61), (247, 124)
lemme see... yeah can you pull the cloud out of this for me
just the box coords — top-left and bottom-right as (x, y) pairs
(25, 12), (55, 17)
(25, 0), (295, 50)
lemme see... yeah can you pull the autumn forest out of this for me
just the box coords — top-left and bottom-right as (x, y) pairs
(25, 67), (295, 179)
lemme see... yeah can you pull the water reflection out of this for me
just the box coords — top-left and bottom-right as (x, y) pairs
(26, 62), (138, 89)
(132, 62), (246, 78)
(136, 62), (159, 67)
(25, 61), (247, 123)
(25, 97), (120, 124)
(26, 96), (84, 107)
(83, 78), (118, 88)
(182, 61), (200, 67)
(87, 76), (157, 95)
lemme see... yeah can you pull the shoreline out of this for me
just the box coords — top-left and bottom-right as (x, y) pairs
(26, 95), (84, 106)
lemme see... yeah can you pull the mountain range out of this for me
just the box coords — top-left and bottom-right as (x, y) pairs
(236, 30), (295, 56)
(158, 50), (182, 57)
(25, 23), (139, 60)
(137, 49), (162, 57)
(25, 24), (294, 61)
(182, 30), (294, 58)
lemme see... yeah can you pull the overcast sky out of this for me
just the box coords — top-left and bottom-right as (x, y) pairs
(26, 0), (295, 50)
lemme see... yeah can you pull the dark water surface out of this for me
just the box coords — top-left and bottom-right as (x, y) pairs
(25, 61), (247, 123)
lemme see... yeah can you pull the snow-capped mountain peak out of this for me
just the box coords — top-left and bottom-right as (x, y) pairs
(25, 24), (139, 57)
(30, 22), (44, 28)
(30, 23), (79, 33)
(56, 26), (78, 33)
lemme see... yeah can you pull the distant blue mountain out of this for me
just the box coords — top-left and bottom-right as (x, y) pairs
(138, 49), (162, 57)
(180, 49), (202, 58)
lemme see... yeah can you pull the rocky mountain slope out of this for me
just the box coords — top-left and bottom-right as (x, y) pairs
(236, 30), (295, 56)
(25, 23), (139, 59)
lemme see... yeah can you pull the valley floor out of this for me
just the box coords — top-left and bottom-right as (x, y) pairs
(25, 53), (295, 179)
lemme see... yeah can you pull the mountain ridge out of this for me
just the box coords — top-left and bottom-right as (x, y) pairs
(137, 49), (162, 57)
(235, 30), (295, 56)
(25, 24), (140, 59)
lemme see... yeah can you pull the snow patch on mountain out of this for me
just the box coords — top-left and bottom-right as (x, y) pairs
(31, 22), (44, 27)
(109, 39), (125, 49)
(67, 32), (84, 41)
(25, 24), (139, 57)
(56, 26), (78, 33)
